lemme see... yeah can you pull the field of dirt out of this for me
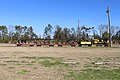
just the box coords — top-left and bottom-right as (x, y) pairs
(0, 45), (120, 80)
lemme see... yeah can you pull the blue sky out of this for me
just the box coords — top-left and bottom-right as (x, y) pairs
(0, 0), (120, 36)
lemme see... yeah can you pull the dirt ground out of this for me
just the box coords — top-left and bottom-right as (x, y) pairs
(0, 45), (120, 80)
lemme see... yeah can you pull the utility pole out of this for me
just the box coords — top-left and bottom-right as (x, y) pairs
(106, 7), (112, 47)
(78, 19), (80, 28)
(78, 19), (81, 39)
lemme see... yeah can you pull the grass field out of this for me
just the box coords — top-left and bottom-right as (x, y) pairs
(0, 45), (120, 80)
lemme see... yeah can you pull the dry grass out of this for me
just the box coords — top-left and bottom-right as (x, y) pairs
(0, 45), (120, 80)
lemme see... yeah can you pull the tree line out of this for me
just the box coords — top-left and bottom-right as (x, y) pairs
(0, 25), (38, 43)
(0, 24), (120, 44)
(43, 24), (120, 44)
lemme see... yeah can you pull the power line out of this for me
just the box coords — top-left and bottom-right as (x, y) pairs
(86, 14), (107, 26)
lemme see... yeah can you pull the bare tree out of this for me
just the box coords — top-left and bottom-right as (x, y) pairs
(111, 26), (120, 36)
(98, 24), (107, 38)
(8, 25), (15, 42)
